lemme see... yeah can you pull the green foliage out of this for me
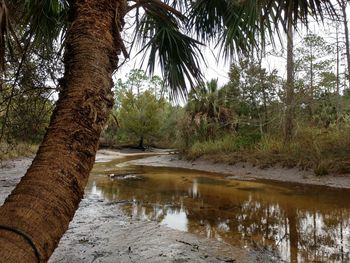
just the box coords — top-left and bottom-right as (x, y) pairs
(188, 0), (336, 58)
(21, 0), (68, 46)
(293, 34), (336, 120)
(157, 104), (182, 147)
(134, 2), (204, 97)
(225, 59), (281, 128)
(175, 31), (350, 175)
(125, 0), (336, 97)
(124, 69), (148, 95)
(1, 0), (344, 174)
(0, 0), (338, 102)
(295, 34), (334, 91)
(5, 89), (53, 143)
(180, 78), (239, 146)
(187, 132), (261, 159)
(102, 69), (179, 148)
(178, 59), (281, 151)
(118, 89), (164, 146)
(0, 32), (59, 145)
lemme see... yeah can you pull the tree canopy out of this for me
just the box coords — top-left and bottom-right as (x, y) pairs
(1, 0), (336, 98)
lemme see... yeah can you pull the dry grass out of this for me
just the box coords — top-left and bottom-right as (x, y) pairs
(186, 127), (350, 175)
(0, 142), (38, 161)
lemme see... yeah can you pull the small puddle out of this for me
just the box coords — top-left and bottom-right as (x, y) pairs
(87, 155), (350, 262)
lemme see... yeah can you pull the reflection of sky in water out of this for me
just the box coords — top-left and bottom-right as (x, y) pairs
(161, 208), (188, 232)
(89, 160), (350, 263)
(90, 182), (103, 199)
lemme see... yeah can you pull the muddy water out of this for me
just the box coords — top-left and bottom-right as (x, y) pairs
(89, 156), (350, 262)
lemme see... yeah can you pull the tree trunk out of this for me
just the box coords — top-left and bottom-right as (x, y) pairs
(336, 26), (341, 125)
(284, 17), (295, 142)
(309, 35), (314, 119)
(340, 0), (350, 89)
(0, 0), (126, 262)
(139, 136), (144, 149)
(287, 207), (299, 263)
(258, 48), (268, 133)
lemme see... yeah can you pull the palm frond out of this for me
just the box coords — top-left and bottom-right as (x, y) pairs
(0, 0), (68, 73)
(133, 3), (205, 99)
(220, 0), (261, 59)
(0, 0), (9, 72)
(262, 0), (336, 30)
(188, 0), (336, 60)
(21, 0), (68, 48)
(188, 0), (228, 42)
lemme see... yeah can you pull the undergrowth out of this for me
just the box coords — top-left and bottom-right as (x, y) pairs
(0, 143), (38, 161)
(185, 127), (350, 176)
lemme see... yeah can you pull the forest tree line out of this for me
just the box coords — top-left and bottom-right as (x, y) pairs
(1, 1), (350, 176)
(103, 16), (350, 175)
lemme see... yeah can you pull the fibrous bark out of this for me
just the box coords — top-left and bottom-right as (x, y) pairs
(0, 0), (126, 262)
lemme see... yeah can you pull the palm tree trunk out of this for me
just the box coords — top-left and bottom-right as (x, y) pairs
(0, 0), (126, 262)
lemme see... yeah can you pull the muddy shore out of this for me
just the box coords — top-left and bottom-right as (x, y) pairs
(0, 151), (264, 263)
(128, 153), (350, 189)
(2, 148), (349, 262)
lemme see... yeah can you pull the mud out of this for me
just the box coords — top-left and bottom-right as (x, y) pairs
(49, 197), (257, 263)
(0, 152), (262, 263)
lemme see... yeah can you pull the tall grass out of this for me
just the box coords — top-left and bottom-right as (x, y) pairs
(186, 126), (350, 175)
(187, 132), (261, 159)
(257, 127), (350, 174)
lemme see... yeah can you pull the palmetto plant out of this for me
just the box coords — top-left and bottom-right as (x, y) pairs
(0, 0), (336, 262)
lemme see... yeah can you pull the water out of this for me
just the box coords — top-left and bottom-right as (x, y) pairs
(87, 156), (350, 262)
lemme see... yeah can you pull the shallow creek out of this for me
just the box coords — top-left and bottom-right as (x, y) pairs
(88, 155), (350, 262)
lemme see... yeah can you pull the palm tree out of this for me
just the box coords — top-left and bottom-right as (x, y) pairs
(0, 0), (335, 261)
(187, 79), (219, 118)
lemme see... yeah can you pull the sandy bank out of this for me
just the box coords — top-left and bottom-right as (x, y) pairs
(128, 154), (350, 189)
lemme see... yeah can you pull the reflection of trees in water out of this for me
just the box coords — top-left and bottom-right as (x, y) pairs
(89, 174), (350, 262)
(187, 198), (350, 263)
(324, 209), (350, 262)
(297, 209), (350, 262)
